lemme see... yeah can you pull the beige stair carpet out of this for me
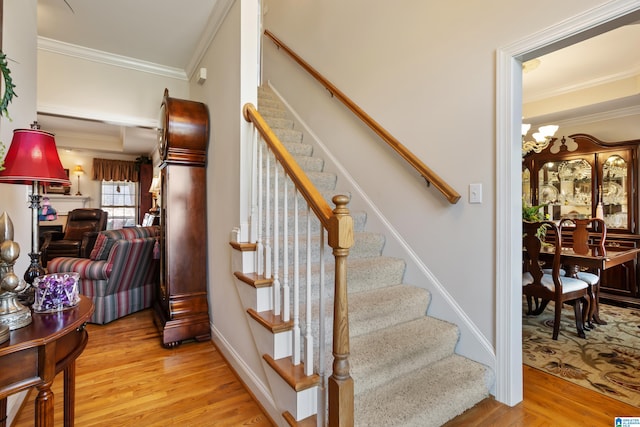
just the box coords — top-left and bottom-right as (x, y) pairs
(257, 85), (493, 426)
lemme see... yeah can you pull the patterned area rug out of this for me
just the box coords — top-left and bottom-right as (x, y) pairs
(522, 301), (640, 407)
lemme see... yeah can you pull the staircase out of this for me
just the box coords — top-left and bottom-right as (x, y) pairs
(232, 86), (494, 426)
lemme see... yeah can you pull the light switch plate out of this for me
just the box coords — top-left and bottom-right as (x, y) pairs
(469, 183), (482, 204)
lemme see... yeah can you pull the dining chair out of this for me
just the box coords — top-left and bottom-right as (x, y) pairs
(558, 217), (607, 327)
(522, 220), (589, 339)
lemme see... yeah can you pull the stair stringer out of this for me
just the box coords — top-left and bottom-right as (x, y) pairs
(232, 244), (321, 424)
(266, 81), (497, 375)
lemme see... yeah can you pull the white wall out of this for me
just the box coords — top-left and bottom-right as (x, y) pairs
(37, 49), (189, 127)
(0, 0), (38, 421)
(1, 0), (39, 285)
(260, 0), (608, 350)
(55, 149), (140, 209)
(189, 0), (277, 420)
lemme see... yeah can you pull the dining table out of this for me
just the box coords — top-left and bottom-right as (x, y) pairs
(538, 244), (640, 327)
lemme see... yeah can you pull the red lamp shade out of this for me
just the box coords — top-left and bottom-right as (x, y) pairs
(0, 128), (70, 185)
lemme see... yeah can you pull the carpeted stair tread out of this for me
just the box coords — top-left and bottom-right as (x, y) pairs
(354, 354), (491, 427)
(305, 283), (428, 341)
(348, 285), (429, 338)
(349, 232), (385, 258)
(274, 128), (304, 144)
(276, 231), (386, 264)
(258, 107), (287, 120)
(277, 208), (367, 234)
(306, 171), (337, 191)
(258, 97), (283, 110)
(294, 155), (324, 172)
(282, 141), (313, 156)
(350, 316), (459, 395)
(290, 256), (406, 295)
(263, 167), (335, 191)
(302, 285), (431, 372)
(346, 256), (406, 293)
(264, 116), (295, 129)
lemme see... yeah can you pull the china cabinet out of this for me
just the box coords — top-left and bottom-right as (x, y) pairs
(523, 133), (640, 308)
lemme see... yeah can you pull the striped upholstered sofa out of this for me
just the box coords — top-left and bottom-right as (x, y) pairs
(47, 226), (159, 324)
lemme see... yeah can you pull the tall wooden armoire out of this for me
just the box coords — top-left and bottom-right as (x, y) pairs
(153, 88), (211, 347)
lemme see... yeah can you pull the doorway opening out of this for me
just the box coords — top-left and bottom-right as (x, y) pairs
(496, 2), (640, 407)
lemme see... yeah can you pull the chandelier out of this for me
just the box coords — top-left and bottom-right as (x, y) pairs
(522, 124), (559, 155)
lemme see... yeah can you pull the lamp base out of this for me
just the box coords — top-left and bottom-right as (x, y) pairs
(24, 252), (46, 285)
(0, 292), (32, 330)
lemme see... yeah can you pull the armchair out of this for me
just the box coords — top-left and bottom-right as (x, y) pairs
(41, 208), (108, 267)
(47, 226), (159, 324)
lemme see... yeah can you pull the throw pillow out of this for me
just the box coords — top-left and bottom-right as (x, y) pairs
(89, 233), (115, 261)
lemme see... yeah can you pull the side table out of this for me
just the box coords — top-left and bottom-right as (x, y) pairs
(0, 296), (94, 427)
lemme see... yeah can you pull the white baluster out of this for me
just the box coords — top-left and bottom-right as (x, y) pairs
(282, 178), (290, 322)
(273, 163), (281, 316)
(292, 189), (301, 365)
(256, 140), (264, 275)
(264, 151), (272, 279)
(305, 206), (313, 375)
(249, 127), (258, 244)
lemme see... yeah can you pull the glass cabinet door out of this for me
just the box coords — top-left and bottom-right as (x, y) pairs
(522, 168), (531, 205)
(537, 158), (592, 222)
(600, 154), (628, 230)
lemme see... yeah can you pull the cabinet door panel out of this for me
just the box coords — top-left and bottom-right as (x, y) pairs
(536, 157), (593, 222)
(599, 152), (631, 231)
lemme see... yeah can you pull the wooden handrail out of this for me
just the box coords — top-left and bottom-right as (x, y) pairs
(243, 103), (334, 228)
(264, 29), (461, 205)
(243, 102), (355, 425)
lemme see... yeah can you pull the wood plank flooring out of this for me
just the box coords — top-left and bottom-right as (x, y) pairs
(12, 308), (639, 426)
(12, 309), (274, 427)
(444, 365), (640, 426)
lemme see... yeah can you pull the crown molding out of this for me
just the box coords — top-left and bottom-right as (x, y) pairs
(554, 104), (640, 128)
(37, 102), (158, 129)
(525, 68), (640, 103)
(37, 36), (188, 81)
(185, 0), (236, 80)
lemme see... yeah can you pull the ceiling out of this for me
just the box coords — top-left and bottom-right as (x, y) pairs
(36, 0), (218, 155)
(35, 1), (640, 154)
(522, 21), (640, 132)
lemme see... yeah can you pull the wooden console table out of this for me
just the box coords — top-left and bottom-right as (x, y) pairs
(0, 296), (94, 427)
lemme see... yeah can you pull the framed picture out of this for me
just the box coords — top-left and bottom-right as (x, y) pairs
(142, 213), (158, 226)
(46, 168), (71, 195)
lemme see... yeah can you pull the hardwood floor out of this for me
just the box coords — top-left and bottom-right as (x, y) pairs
(444, 365), (639, 426)
(12, 309), (274, 427)
(12, 308), (639, 426)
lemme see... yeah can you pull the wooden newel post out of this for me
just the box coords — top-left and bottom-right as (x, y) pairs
(327, 195), (354, 427)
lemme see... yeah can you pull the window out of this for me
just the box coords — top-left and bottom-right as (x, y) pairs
(101, 181), (137, 229)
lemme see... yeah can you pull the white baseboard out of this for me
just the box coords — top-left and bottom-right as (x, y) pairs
(209, 324), (285, 426)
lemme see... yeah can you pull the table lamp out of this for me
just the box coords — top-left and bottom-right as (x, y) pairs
(0, 122), (71, 286)
(73, 164), (85, 195)
(148, 176), (160, 214)
(0, 212), (31, 331)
